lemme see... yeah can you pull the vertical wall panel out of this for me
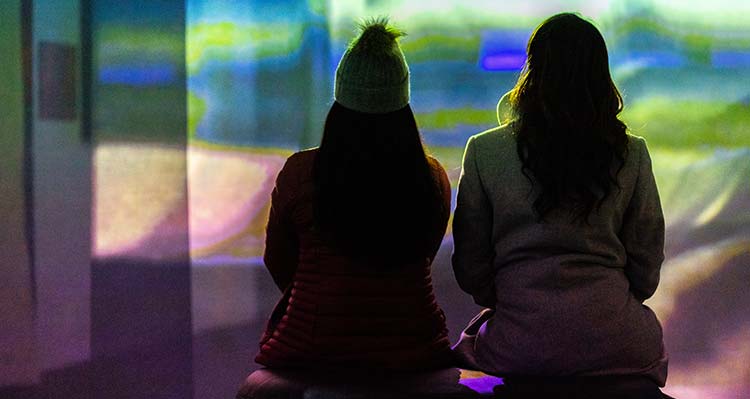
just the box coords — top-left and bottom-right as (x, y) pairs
(0, 0), (39, 388)
(89, 0), (192, 398)
(31, 0), (93, 375)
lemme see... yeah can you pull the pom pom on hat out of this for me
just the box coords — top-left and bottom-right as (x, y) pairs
(349, 17), (405, 54)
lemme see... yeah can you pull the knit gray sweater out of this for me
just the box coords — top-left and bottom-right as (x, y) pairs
(451, 125), (668, 385)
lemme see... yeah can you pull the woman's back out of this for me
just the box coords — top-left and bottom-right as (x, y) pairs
(452, 125), (667, 384)
(256, 149), (453, 369)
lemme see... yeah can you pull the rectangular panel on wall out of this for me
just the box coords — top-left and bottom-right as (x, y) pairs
(38, 41), (77, 120)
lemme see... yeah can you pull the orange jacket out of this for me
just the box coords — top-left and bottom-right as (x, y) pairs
(256, 149), (453, 369)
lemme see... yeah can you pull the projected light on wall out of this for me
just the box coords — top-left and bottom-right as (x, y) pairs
(90, 1), (750, 396)
(181, 0), (750, 263)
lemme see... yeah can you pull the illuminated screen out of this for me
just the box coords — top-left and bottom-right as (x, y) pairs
(93, 0), (750, 397)
(184, 0), (750, 260)
(182, 3), (750, 397)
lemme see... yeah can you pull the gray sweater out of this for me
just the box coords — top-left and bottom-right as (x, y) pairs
(451, 126), (668, 385)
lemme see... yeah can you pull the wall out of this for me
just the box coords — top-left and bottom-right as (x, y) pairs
(0, 0), (39, 387)
(31, 0), (93, 374)
(88, 1), (193, 397)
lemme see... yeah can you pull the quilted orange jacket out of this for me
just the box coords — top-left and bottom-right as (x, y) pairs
(255, 148), (453, 370)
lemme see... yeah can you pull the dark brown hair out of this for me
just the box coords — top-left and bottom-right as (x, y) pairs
(313, 102), (443, 263)
(509, 12), (629, 221)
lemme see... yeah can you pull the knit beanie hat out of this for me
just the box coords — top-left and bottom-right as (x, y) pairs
(334, 18), (410, 114)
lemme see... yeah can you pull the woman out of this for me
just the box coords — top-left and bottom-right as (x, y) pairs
(452, 12), (668, 395)
(255, 19), (453, 370)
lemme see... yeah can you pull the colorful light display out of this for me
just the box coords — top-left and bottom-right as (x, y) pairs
(90, 1), (750, 397)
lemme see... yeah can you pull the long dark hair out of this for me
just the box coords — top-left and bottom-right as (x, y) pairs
(509, 12), (629, 221)
(313, 102), (443, 263)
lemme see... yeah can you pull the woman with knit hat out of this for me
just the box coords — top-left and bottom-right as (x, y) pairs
(255, 19), (453, 370)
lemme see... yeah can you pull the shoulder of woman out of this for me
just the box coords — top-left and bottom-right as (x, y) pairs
(426, 155), (450, 186)
(625, 134), (650, 160)
(426, 155), (448, 179)
(426, 154), (444, 169)
(287, 147), (318, 165)
(277, 147), (318, 183)
(470, 124), (515, 148)
(463, 125), (516, 166)
(284, 147), (318, 170)
(627, 133), (650, 147)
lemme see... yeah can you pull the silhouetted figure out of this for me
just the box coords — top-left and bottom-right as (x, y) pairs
(256, 18), (453, 370)
(452, 12), (668, 398)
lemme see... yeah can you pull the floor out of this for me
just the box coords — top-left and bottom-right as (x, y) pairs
(3, 244), (749, 399)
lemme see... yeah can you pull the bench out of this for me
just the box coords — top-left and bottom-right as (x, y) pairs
(237, 368), (502, 399)
(237, 368), (673, 399)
